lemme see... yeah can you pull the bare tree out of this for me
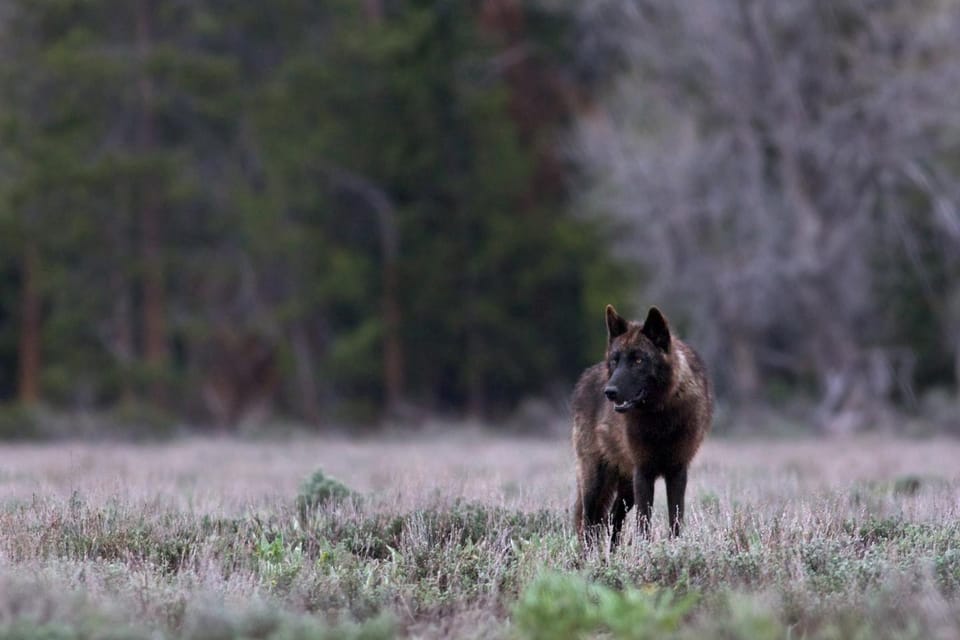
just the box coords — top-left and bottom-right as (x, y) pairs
(136, 0), (168, 403)
(575, 0), (960, 429)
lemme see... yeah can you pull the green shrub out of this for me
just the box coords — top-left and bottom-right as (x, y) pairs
(255, 532), (304, 590)
(512, 572), (596, 640)
(935, 548), (960, 593)
(512, 572), (697, 640)
(686, 593), (785, 640)
(296, 470), (356, 517)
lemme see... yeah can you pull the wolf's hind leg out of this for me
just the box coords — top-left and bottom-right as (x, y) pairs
(580, 463), (616, 547)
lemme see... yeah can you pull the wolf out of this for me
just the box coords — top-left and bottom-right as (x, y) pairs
(572, 305), (712, 546)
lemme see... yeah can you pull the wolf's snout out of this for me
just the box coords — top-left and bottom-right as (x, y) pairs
(603, 385), (619, 401)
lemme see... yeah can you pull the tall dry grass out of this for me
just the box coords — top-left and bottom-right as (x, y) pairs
(0, 433), (958, 638)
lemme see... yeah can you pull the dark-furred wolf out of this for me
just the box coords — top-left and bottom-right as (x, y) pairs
(572, 305), (712, 545)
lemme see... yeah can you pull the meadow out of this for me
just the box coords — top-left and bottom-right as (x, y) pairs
(0, 430), (959, 639)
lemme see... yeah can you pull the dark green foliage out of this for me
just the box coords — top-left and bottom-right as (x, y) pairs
(0, 404), (40, 440)
(856, 516), (909, 545)
(244, 2), (622, 418)
(0, 0), (624, 427)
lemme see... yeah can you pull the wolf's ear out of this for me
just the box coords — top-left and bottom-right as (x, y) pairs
(642, 306), (671, 352)
(605, 305), (628, 343)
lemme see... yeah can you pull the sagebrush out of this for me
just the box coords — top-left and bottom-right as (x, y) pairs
(0, 435), (958, 638)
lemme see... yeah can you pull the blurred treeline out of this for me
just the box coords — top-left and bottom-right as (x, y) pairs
(0, 0), (626, 429)
(1, 0), (959, 433)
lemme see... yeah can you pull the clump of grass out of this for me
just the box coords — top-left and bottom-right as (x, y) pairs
(0, 578), (150, 640)
(181, 606), (395, 640)
(892, 475), (923, 496)
(289, 501), (568, 617)
(296, 469), (356, 517)
(305, 500), (564, 561)
(0, 580), (396, 640)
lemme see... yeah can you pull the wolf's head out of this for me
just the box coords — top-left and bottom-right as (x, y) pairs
(602, 305), (674, 413)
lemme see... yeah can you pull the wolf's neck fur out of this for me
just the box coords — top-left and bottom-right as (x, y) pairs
(664, 342), (692, 407)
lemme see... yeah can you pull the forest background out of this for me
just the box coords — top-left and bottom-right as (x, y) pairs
(1, 0), (959, 437)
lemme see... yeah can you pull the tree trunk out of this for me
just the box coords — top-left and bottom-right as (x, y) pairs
(731, 333), (760, 402)
(955, 338), (960, 400)
(378, 208), (403, 418)
(110, 235), (135, 403)
(17, 241), (40, 405)
(140, 200), (166, 370)
(465, 331), (486, 419)
(136, 0), (167, 402)
(362, 0), (383, 24)
(358, 0), (404, 419)
(322, 165), (404, 418)
(291, 323), (322, 425)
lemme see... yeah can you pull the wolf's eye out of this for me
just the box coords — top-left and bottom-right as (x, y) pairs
(634, 357), (644, 366)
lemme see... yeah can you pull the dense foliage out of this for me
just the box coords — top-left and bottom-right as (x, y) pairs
(0, 0), (624, 425)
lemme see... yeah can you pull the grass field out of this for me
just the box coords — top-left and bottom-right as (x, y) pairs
(1, 432), (959, 638)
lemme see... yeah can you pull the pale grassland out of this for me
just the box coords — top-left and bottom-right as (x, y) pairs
(0, 433), (959, 638)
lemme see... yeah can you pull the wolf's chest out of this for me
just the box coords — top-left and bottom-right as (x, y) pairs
(596, 413), (695, 475)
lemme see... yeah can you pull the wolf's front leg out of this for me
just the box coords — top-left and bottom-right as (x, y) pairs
(633, 467), (655, 537)
(665, 466), (688, 536)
